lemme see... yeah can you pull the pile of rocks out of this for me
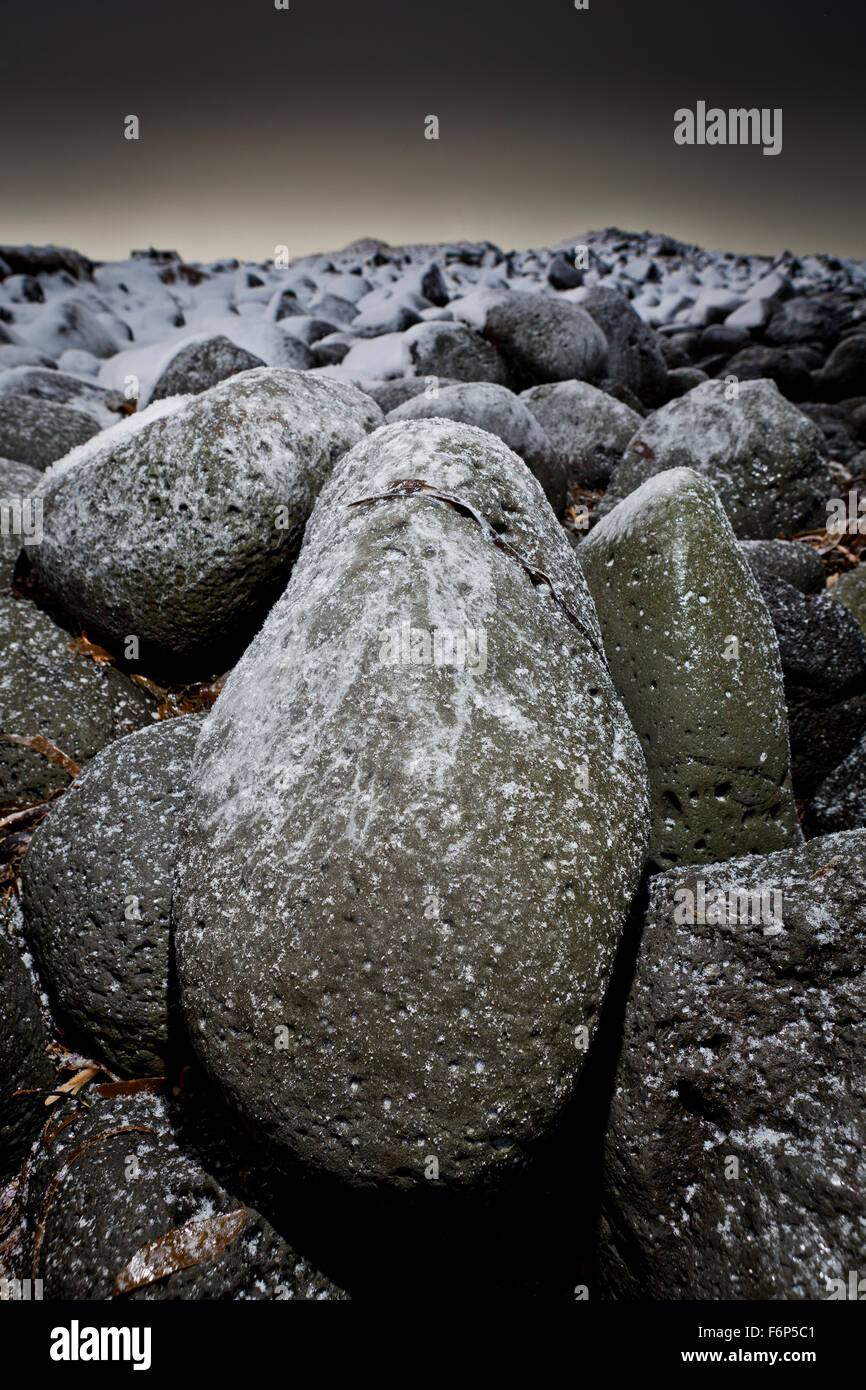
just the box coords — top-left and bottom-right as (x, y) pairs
(1, 229), (864, 1301)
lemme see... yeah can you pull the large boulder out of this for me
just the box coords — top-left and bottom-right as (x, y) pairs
(0, 905), (53, 1177)
(23, 1091), (346, 1299)
(26, 370), (383, 676)
(578, 468), (802, 868)
(456, 290), (607, 389)
(0, 594), (155, 811)
(0, 457), (41, 586)
(520, 380), (642, 488)
(0, 393), (102, 470)
(21, 715), (203, 1076)
(148, 335), (265, 401)
(403, 321), (508, 384)
(600, 379), (834, 539)
(807, 732), (866, 834)
(386, 382), (566, 513)
(579, 288), (668, 407)
(738, 538), (825, 594)
(601, 830), (866, 1300)
(176, 418), (650, 1188)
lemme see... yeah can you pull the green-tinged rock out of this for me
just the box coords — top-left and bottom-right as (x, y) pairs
(578, 467), (802, 868)
(26, 368), (383, 677)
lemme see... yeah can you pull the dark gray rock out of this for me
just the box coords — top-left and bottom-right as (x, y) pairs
(739, 538), (825, 594)
(788, 693), (866, 799)
(176, 418), (650, 1189)
(520, 380), (642, 488)
(601, 830), (866, 1300)
(765, 292), (856, 347)
(0, 366), (114, 421)
(579, 468), (801, 869)
(755, 573), (866, 698)
(600, 379), (834, 540)
(0, 393), (102, 470)
(798, 401), (859, 464)
(27, 369), (383, 677)
(22, 715), (203, 1076)
(361, 377), (459, 415)
(580, 288), (668, 407)
(547, 253), (583, 291)
(807, 732), (866, 834)
(23, 1091), (347, 1299)
(0, 457), (41, 586)
(0, 908), (53, 1177)
(0, 245), (93, 281)
(0, 593), (155, 811)
(149, 335), (266, 401)
(724, 345), (813, 401)
(471, 291), (608, 389)
(755, 572), (866, 796)
(664, 366), (708, 397)
(404, 321), (508, 384)
(387, 382), (566, 512)
(813, 335), (866, 402)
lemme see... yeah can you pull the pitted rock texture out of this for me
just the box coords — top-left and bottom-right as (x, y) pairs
(26, 369), (383, 676)
(578, 468), (802, 869)
(0, 593), (155, 811)
(0, 906), (53, 1177)
(600, 830), (866, 1300)
(0, 457), (41, 586)
(23, 1092), (347, 1299)
(599, 379), (834, 539)
(176, 418), (650, 1188)
(21, 715), (203, 1075)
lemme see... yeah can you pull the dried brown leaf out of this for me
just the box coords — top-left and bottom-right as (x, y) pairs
(111, 1207), (246, 1296)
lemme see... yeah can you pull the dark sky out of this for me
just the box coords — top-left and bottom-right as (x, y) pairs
(2, 0), (863, 262)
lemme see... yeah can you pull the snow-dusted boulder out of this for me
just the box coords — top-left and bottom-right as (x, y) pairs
(26, 369), (383, 675)
(600, 379), (834, 539)
(601, 829), (866, 1299)
(175, 418), (650, 1188)
(386, 381), (566, 512)
(149, 334), (265, 400)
